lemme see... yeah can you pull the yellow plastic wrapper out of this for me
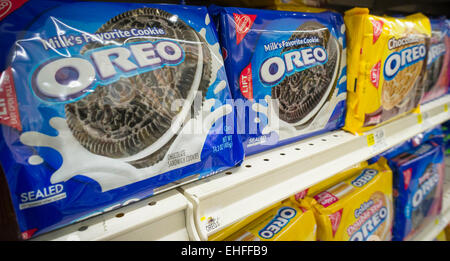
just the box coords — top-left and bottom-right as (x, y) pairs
(208, 0), (311, 8)
(292, 161), (369, 202)
(209, 202), (282, 241)
(269, 1), (328, 13)
(212, 199), (317, 241)
(343, 8), (431, 134)
(444, 224), (450, 240)
(435, 229), (448, 241)
(299, 157), (394, 241)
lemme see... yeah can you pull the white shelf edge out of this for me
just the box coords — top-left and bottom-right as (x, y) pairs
(32, 189), (199, 241)
(181, 95), (450, 240)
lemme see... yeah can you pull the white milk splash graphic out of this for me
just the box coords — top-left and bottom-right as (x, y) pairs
(20, 18), (232, 192)
(20, 101), (231, 192)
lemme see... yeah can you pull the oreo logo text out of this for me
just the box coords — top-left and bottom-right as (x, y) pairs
(259, 46), (327, 86)
(349, 206), (388, 241)
(351, 169), (378, 187)
(258, 207), (297, 239)
(31, 40), (185, 102)
(383, 44), (426, 80)
(427, 43), (446, 66)
(412, 170), (440, 208)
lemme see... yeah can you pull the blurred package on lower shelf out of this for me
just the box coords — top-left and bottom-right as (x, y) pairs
(296, 157), (394, 241)
(442, 120), (450, 155)
(375, 127), (445, 241)
(209, 199), (317, 241)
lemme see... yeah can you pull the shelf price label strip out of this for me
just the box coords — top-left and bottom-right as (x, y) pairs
(366, 128), (388, 154)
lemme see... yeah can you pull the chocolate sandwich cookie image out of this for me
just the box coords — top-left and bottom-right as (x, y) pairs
(0, 1), (243, 239)
(65, 8), (212, 167)
(272, 21), (340, 126)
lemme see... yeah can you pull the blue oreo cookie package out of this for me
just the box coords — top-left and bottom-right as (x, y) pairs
(380, 128), (445, 241)
(210, 6), (347, 155)
(0, 0), (244, 239)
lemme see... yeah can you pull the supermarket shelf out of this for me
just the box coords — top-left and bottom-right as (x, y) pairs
(33, 189), (200, 241)
(410, 160), (450, 241)
(180, 95), (450, 241)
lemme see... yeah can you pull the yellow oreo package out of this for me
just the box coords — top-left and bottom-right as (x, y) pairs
(344, 8), (431, 134)
(299, 157), (393, 241)
(212, 200), (316, 241)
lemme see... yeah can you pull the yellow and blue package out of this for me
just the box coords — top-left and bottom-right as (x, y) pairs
(344, 8), (431, 134)
(0, 0), (244, 239)
(211, 199), (317, 241)
(298, 158), (394, 241)
(209, 6), (347, 156)
(386, 139), (445, 241)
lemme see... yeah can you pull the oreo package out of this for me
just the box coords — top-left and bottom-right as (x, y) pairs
(387, 139), (445, 241)
(420, 17), (449, 104)
(0, 0), (244, 239)
(210, 6), (347, 155)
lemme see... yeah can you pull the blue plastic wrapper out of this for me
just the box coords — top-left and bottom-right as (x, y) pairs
(209, 6), (347, 155)
(0, 0), (244, 239)
(387, 139), (444, 241)
(369, 126), (445, 241)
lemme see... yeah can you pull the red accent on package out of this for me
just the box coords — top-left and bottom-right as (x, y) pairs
(370, 61), (381, 88)
(0, 0), (28, 21)
(403, 168), (412, 190)
(233, 13), (256, 45)
(221, 47), (228, 60)
(0, 67), (22, 131)
(239, 63), (253, 100)
(21, 228), (38, 240)
(329, 209), (343, 237)
(314, 191), (339, 208)
(371, 19), (384, 44)
(295, 188), (309, 201)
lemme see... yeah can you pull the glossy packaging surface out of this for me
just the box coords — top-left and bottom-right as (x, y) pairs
(0, 0), (244, 239)
(388, 140), (445, 241)
(344, 8), (431, 134)
(210, 6), (347, 155)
